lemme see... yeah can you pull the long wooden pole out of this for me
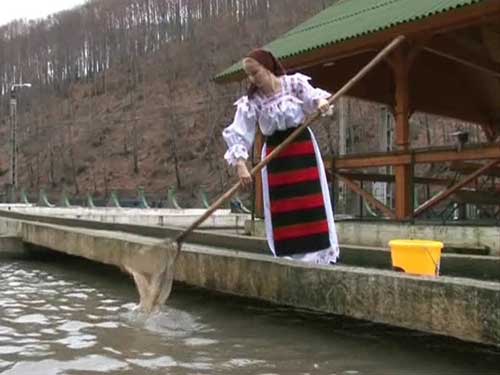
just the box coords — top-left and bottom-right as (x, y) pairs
(176, 35), (407, 244)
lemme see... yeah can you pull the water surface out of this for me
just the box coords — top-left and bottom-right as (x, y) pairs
(1, 255), (499, 374)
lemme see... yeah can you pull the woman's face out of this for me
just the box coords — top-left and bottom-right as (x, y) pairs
(243, 58), (271, 88)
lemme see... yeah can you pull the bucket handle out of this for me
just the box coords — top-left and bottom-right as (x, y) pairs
(423, 246), (440, 276)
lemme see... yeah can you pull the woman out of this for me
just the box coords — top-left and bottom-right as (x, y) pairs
(223, 49), (339, 265)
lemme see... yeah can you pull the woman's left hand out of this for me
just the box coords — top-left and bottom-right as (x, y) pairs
(317, 98), (334, 116)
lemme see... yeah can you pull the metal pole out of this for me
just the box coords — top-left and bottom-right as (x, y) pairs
(9, 83), (31, 195)
(9, 89), (17, 188)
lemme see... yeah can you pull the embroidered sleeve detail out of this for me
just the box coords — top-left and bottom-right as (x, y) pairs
(222, 96), (257, 166)
(291, 73), (332, 114)
(234, 96), (257, 121)
(223, 144), (249, 166)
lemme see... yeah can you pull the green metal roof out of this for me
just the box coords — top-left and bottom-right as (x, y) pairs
(215, 0), (484, 82)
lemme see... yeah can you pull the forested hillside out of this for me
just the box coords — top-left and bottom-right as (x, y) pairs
(0, 0), (478, 205)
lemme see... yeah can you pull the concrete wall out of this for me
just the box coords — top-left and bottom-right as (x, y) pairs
(1, 205), (248, 229)
(176, 249), (500, 348)
(337, 221), (500, 255)
(3, 217), (499, 348)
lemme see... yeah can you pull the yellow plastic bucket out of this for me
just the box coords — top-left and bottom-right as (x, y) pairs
(389, 239), (443, 276)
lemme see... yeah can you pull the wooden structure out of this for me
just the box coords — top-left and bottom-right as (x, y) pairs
(216, 0), (500, 221)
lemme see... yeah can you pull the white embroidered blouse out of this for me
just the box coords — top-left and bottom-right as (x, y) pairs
(222, 73), (331, 166)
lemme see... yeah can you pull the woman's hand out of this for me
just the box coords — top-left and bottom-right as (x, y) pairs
(317, 98), (334, 116)
(236, 160), (252, 188)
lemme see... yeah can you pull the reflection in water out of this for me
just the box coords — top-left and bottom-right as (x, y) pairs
(0, 257), (499, 375)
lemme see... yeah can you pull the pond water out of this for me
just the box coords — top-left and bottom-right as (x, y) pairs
(1, 255), (499, 374)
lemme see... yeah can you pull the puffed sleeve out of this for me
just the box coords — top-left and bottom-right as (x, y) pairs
(222, 96), (257, 166)
(292, 73), (332, 114)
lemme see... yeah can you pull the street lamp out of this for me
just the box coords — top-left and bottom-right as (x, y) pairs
(9, 83), (32, 192)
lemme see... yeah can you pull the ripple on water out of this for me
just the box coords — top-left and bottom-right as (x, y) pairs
(183, 337), (219, 346)
(127, 355), (177, 369)
(222, 358), (269, 369)
(40, 328), (58, 335)
(11, 314), (49, 325)
(0, 327), (15, 335)
(2, 355), (129, 375)
(101, 299), (119, 304)
(57, 320), (93, 332)
(0, 346), (23, 355)
(3, 308), (24, 316)
(59, 305), (85, 312)
(95, 321), (120, 329)
(16, 338), (40, 344)
(103, 346), (123, 355)
(66, 293), (89, 299)
(178, 361), (213, 371)
(97, 305), (121, 312)
(55, 334), (97, 349)
(36, 304), (59, 312)
(18, 344), (54, 358)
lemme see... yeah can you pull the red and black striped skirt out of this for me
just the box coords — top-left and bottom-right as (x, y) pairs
(265, 127), (331, 257)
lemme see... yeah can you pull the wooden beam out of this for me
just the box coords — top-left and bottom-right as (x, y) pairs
(415, 144), (500, 164)
(426, 33), (500, 78)
(414, 159), (500, 217)
(334, 171), (454, 186)
(326, 169), (500, 191)
(334, 153), (411, 169)
(449, 161), (500, 178)
(423, 47), (500, 79)
(334, 173), (396, 219)
(332, 143), (500, 169)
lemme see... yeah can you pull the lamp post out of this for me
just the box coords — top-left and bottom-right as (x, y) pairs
(9, 83), (31, 192)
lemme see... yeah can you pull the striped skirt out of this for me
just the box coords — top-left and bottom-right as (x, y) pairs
(261, 127), (339, 264)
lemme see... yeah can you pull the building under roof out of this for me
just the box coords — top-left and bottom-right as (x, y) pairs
(216, 0), (500, 221)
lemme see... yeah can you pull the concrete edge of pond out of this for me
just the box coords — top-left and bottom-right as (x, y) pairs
(3, 218), (499, 348)
(1, 210), (499, 282)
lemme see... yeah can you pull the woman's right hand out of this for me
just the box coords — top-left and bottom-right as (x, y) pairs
(236, 160), (252, 189)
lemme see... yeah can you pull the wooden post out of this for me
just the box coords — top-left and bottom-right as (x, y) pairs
(393, 49), (411, 151)
(390, 47), (413, 220)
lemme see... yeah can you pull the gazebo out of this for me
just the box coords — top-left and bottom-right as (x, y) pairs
(215, 0), (500, 221)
